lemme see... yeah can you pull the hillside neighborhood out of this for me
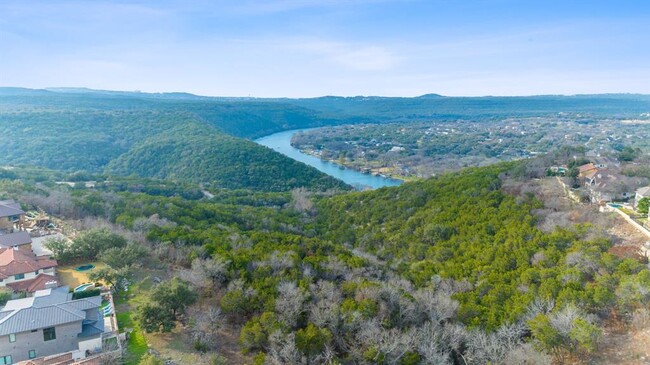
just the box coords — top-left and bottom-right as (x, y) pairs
(0, 200), (121, 365)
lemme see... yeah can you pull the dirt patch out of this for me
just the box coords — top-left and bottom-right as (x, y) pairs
(592, 318), (650, 364)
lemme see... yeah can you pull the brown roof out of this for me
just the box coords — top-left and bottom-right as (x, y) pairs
(6, 273), (59, 293)
(0, 248), (57, 279)
(578, 163), (597, 173)
(584, 170), (598, 180)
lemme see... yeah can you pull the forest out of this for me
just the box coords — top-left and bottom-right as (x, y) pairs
(2, 159), (649, 364)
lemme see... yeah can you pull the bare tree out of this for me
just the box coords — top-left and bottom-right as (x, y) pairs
(291, 188), (314, 214)
(276, 281), (307, 328)
(413, 288), (459, 323)
(502, 343), (552, 365)
(266, 331), (304, 365)
(188, 305), (223, 350)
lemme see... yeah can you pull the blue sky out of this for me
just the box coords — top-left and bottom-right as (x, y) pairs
(1, 0), (649, 97)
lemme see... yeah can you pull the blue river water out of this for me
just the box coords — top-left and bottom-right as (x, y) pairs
(255, 129), (403, 190)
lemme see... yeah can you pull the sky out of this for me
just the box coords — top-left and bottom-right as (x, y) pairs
(1, 0), (649, 97)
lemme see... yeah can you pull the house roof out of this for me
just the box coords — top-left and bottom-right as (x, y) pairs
(584, 170), (598, 180)
(0, 286), (101, 336)
(0, 248), (57, 279)
(578, 163), (597, 173)
(0, 200), (24, 218)
(6, 273), (60, 293)
(0, 231), (32, 248)
(0, 199), (20, 209)
(637, 186), (650, 197)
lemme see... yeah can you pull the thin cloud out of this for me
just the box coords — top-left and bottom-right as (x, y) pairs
(290, 40), (399, 71)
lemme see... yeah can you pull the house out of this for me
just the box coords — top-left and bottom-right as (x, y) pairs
(584, 170), (598, 187)
(577, 163), (598, 177)
(635, 186), (650, 208)
(0, 248), (58, 294)
(0, 200), (25, 234)
(0, 232), (33, 252)
(0, 287), (104, 363)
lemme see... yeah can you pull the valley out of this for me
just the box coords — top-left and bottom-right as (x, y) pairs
(1, 89), (650, 365)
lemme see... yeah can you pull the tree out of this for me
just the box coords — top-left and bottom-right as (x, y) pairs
(99, 242), (148, 269)
(0, 288), (11, 306)
(152, 277), (198, 318)
(275, 281), (307, 328)
(295, 324), (332, 357)
(528, 314), (563, 352)
(73, 228), (127, 259)
(618, 146), (640, 162)
(88, 266), (131, 291)
(569, 318), (601, 352)
(137, 302), (175, 333)
(44, 237), (74, 263)
(638, 197), (649, 215)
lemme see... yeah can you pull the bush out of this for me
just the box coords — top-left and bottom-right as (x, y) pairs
(72, 288), (101, 300)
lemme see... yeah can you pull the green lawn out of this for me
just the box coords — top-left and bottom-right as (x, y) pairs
(117, 311), (148, 365)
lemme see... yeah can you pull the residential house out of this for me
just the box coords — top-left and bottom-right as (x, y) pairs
(584, 170), (598, 187)
(635, 186), (650, 209)
(578, 163), (598, 177)
(0, 248), (58, 294)
(0, 232), (33, 252)
(0, 287), (104, 363)
(0, 200), (25, 234)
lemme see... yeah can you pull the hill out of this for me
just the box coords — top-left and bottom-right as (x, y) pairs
(106, 122), (349, 191)
(0, 90), (349, 191)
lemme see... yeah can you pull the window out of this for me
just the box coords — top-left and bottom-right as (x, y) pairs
(34, 270), (39, 275)
(14, 273), (24, 280)
(8, 334), (15, 343)
(28, 350), (36, 359)
(0, 355), (12, 365)
(43, 327), (56, 341)
(30, 329), (37, 333)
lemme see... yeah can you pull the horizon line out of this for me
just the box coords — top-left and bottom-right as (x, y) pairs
(2, 85), (650, 100)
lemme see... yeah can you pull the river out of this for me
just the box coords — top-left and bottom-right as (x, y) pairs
(255, 129), (403, 190)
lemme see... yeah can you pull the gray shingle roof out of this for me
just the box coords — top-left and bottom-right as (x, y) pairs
(0, 286), (102, 336)
(0, 231), (32, 248)
(0, 200), (24, 218)
(637, 186), (650, 197)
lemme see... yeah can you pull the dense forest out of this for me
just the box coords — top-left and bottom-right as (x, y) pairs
(2, 160), (649, 364)
(0, 90), (348, 192)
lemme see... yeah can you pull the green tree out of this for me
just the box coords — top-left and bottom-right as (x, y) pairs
(569, 318), (601, 352)
(137, 303), (175, 333)
(44, 237), (74, 263)
(152, 277), (198, 318)
(638, 197), (649, 215)
(295, 324), (332, 357)
(99, 242), (148, 269)
(73, 228), (127, 259)
(0, 288), (12, 306)
(88, 266), (131, 291)
(528, 314), (563, 352)
(618, 146), (640, 162)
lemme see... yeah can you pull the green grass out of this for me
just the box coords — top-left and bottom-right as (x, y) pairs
(117, 311), (148, 365)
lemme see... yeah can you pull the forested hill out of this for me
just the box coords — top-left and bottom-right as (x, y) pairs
(8, 161), (648, 363)
(2, 87), (649, 191)
(0, 89), (349, 191)
(105, 122), (349, 191)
